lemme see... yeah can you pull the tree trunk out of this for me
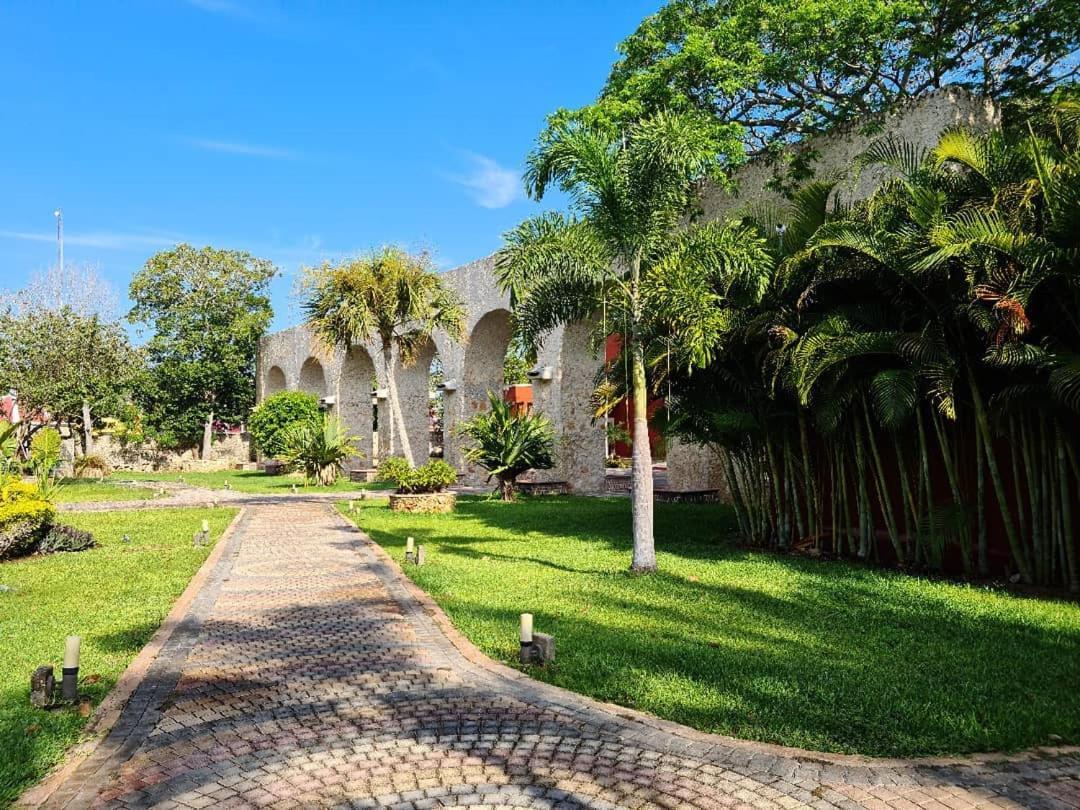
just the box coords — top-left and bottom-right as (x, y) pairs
(498, 475), (516, 501)
(629, 314), (656, 572)
(81, 400), (94, 456)
(382, 343), (414, 464)
(201, 411), (214, 460)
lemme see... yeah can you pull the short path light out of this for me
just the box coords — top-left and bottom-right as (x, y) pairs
(405, 536), (416, 564)
(519, 614), (555, 665)
(416, 545), (426, 566)
(61, 636), (80, 701)
(347, 500), (355, 512)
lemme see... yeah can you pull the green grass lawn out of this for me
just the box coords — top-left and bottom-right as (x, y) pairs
(343, 496), (1080, 758)
(119, 469), (392, 495)
(0, 507), (238, 805)
(52, 479), (157, 504)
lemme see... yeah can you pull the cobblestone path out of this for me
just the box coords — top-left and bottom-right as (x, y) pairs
(44, 503), (1080, 809)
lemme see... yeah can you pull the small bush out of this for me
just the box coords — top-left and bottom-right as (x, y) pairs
(376, 456), (413, 485)
(280, 413), (359, 485)
(399, 460), (458, 494)
(249, 391), (321, 459)
(37, 524), (96, 554)
(74, 454), (112, 479)
(0, 479), (55, 560)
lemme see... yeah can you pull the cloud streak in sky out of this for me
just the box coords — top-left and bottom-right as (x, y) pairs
(449, 153), (521, 209)
(185, 137), (297, 159)
(0, 229), (181, 251)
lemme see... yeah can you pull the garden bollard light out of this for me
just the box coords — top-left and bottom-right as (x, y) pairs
(202, 519), (210, 533)
(224, 480), (231, 490)
(122, 534), (131, 544)
(291, 484), (298, 494)
(416, 545), (426, 566)
(62, 636), (80, 701)
(348, 500), (355, 512)
(519, 613), (533, 663)
(405, 536), (416, 563)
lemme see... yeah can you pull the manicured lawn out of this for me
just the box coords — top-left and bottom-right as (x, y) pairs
(343, 496), (1080, 758)
(0, 507), (238, 805)
(52, 479), (157, 504)
(119, 469), (392, 495)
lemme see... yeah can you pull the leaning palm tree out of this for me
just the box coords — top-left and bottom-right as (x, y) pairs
(496, 112), (772, 571)
(301, 247), (466, 464)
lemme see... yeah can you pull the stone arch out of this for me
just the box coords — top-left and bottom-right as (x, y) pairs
(265, 366), (287, 396)
(299, 357), (326, 396)
(456, 308), (513, 481)
(557, 321), (606, 492)
(339, 347), (376, 468)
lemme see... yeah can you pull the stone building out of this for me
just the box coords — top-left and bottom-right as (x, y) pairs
(257, 89), (999, 493)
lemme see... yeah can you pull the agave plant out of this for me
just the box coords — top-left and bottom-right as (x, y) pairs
(457, 392), (556, 501)
(281, 414), (360, 486)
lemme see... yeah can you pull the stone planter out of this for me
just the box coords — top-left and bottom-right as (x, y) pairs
(388, 492), (456, 514)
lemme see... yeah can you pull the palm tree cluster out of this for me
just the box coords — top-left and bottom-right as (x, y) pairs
(667, 93), (1080, 590)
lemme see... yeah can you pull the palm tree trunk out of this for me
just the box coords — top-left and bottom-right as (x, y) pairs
(628, 259), (655, 573)
(382, 342), (414, 464)
(201, 410), (214, 460)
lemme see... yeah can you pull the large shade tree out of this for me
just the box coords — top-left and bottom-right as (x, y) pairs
(300, 247), (466, 465)
(496, 112), (771, 571)
(545, 0), (1080, 168)
(129, 244), (276, 455)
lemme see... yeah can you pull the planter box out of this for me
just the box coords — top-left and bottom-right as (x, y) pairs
(388, 492), (456, 514)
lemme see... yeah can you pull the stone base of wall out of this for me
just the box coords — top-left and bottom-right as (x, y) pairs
(388, 492), (456, 514)
(665, 441), (732, 502)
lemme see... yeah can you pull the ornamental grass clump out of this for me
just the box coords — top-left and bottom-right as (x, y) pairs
(457, 392), (555, 501)
(377, 457), (457, 494)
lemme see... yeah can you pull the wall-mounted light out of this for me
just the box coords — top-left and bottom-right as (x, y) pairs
(527, 366), (554, 381)
(375, 388), (389, 400)
(319, 395), (336, 409)
(437, 379), (458, 393)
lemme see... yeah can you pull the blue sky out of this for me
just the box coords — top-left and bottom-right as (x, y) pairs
(0, 1), (657, 331)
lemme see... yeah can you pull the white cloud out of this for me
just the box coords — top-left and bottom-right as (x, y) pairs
(450, 153), (521, 209)
(0, 229), (181, 250)
(185, 0), (252, 17)
(185, 137), (297, 159)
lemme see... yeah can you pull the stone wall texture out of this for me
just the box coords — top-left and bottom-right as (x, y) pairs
(258, 90), (999, 494)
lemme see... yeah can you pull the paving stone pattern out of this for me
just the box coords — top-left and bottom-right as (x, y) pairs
(46, 503), (1080, 809)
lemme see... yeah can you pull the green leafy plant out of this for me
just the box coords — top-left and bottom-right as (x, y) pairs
(457, 392), (556, 501)
(377, 457), (457, 494)
(29, 428), (63, 502)
(280, 413), (359, 485)
(37, 524), (96, 554)
(376, 456), (413, 485)
(248, 391), (321, 459)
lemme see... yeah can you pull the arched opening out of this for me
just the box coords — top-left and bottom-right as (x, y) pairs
(456, 309), (513, 482)
(428, 352), (445, 459)
(558, 321), (606, 492)
(339, 347), (376, 468)
(299, 357), (326, 397)
(265, 366), (286, 397)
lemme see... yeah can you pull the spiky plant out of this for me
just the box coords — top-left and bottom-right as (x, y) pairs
(281, 414), (359, 486)
(457, 392), (556, 501)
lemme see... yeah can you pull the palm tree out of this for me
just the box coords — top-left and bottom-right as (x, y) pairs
(281, 413), (359, 485)
(496, 112), (772, 571)
(301, 247), (465, 465)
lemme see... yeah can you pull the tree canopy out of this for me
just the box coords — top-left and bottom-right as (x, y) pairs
(546, 0), (1080, 168)
(129, 244), (276, 449)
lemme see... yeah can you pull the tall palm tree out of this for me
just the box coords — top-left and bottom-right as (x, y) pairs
(496, 112), (771, 572)
(301, 247), (466, 465)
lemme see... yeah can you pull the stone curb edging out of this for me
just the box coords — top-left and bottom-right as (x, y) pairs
(15, 507), (248, 809)
(330, 503), (1080, 773)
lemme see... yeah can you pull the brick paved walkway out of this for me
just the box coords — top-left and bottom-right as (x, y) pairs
(42, 503), (1080, 809)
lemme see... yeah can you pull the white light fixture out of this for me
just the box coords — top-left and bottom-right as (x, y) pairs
(527, 366), (554, 381)
(375, 388), (389, 400)
(437, 379), (458, 393)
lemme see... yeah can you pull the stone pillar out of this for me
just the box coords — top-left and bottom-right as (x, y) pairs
(665, 439), (731, 499)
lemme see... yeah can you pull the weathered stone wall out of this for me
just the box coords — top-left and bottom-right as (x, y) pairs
(258, 90), (998, 494)
(89, 432), (251, 472)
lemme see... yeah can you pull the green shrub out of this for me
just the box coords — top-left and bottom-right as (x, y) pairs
(0, 478), (55, 560)
(37, 524), (96, 554)
(376, 456), (413, 485)
(249, 391), (321, 459)
(376, 457), (457, 493)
